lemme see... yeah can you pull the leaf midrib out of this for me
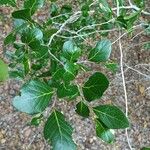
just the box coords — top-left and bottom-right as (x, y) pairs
(53, 111), (72, 142)
(93, 108), (128, 127)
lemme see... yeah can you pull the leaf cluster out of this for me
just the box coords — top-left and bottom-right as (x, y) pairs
(1, 0), (149, 149)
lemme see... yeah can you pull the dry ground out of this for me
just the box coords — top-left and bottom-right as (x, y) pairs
(0, 2), (150, 150)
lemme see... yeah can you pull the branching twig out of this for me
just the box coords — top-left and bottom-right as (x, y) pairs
(46, 12), (81, 66)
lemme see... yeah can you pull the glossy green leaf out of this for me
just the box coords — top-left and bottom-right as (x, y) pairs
(57, 83), (79, 99)
(93, 105), (130, 129)
(63, 40), (81, 62)
(9, 70), (24, 79)
(13, 80), (54, 114)
(12, 9), (32, 22)
(0, 0), (16, 7)
(63, 62), (78, 82)
(24, 0), (44, 15)
(44, 110), (77, 150)
(32, 45), (48, 58)
(75, 101), (90, 117)
(88, 40), (112, 62)
(13, 19), (27, 30)
(82, 72), (109, 102)
(95, 119), (115, 143)
(4, 33), (16, 45)
(0, 59), (8, 82)
(21, 27), (43, 47)
(52, 68), (65, 81)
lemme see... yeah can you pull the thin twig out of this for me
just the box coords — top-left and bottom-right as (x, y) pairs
(46, 12), (81, 66)
(117, 2), (133, 149)
(112, 5), (150, 15)
(119, 31), (133, 150)
(77, 18), (115, 33)
(125, 64), (150, 79)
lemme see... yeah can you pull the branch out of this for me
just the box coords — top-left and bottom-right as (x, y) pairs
(47, 12), (81, 46)
(76, 18), (115, 33)
(57, 28), (118, 39)
(112, 23), (143, 45)
(46, 12), (81, 66)
(117, 2), (133, 149)
(125, 64), (150, 79)
(118, 32), (133, 150)
(112, 5), (150, 15)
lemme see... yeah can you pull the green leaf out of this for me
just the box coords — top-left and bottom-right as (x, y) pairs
(105, 62), (119, 73)
(116, 15), (128, 29)
(75, 101), (90, 118)
(144, 24), (150, 35)
(61, 5), (72, 14)
(21, 27), (43, 47)
(143, 42), (150, 50)
(13, 19), (27, 31)
(44, 110), (77, 150)
(95, 119), (115, 143)
(4, 33), (16, 45)
(0, 0), (16, 7)
(52, 68), (65, 81)
(82, 72), (109, 102)
(88, 39), (112, 62)
(133, 0), (144, 8)
(63, 40), (81, 62)
(23, 56), (30, 75)
(12, 9), (32, 22)
(0, 59), (8, 82)
(63, 62), (78, 82)
(50, 2), (59, 17)
(124, 11), (141, 30)
(24, 0), (44, 15)
(81, 4), (89, 17)
(30, 114), (43, 126)
(13, 80), (54, 114)
(9, 70), (24, 79)
(98, 0), (112, 18)
(57, 83), (79, 99)
(99, 0), (111, 11)
(32, 45), (48, 58)
(44, 28), (58, 41)
(141, 147), (150, 150)
(93, 105), (130, 129)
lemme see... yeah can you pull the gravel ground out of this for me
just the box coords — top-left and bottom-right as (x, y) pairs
(0, 2), (150, 150)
